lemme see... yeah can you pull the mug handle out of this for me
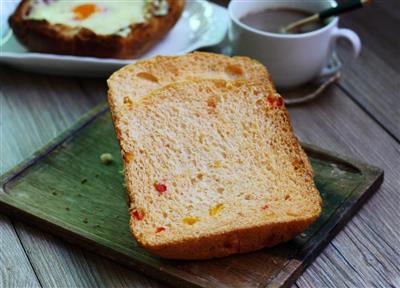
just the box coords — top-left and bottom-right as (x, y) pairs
(319, 27), (361, 77)
(285, 28), (361, 105)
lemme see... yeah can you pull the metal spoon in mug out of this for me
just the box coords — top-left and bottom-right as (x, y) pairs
(281, 0), (372, 34)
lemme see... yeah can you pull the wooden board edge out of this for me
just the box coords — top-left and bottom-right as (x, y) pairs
(266, 164), (384, 288)
(0, 102), (386, 288)
(301, 143), (383, 176)
(0, 199), (210, 288)
(1, 101), (383, 194)
(0, 101), (109, 191)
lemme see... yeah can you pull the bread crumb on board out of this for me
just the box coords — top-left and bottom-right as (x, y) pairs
(100, 153), (113, 165)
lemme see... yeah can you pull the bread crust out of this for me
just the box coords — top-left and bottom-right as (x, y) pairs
(107, 54), (321, 260)
(8, 0), (184, 59)
(107, 52), (275, 117)
(120, 79), (321, 259)
(132, 214), (317, 260)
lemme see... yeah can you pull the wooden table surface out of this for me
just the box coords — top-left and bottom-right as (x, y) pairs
(1, 1), (399, 287)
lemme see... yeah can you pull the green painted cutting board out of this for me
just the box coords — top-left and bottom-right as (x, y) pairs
(0, 103), (383, 288)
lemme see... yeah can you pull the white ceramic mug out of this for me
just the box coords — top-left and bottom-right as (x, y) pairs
(228, 0), (361, 89)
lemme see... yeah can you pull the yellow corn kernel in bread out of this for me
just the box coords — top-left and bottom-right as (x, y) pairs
(113, 79), (321, 259)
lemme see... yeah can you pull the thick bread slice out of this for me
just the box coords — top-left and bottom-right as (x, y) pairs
(107, 52), (274, 114)
(116, 79), (322, 259)
(108, 52), (312, 182)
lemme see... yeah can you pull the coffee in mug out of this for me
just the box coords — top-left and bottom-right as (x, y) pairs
(240, 8), (325, 34)
(228, 0), (361, 89)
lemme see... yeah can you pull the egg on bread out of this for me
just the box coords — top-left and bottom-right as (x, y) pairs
(9, 0), (184, 59)
(26, 1), (150, 36)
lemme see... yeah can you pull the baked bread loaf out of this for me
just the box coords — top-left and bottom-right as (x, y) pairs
(109, 76), (322, 259)
(9, 0), (184, 59)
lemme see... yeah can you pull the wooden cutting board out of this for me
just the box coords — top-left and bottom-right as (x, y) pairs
(0, 103), (383, 288)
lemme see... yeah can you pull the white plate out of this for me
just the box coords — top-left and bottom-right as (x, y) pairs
(0, 0), (229, 77)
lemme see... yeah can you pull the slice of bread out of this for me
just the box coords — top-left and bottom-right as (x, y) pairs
(9, 0), (184, 59)
(108, 52), (312, 185)
(107, 52), (274, 115)
(114, 79), (322, 259)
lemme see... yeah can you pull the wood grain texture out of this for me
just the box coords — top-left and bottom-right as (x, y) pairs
(0, 67), (102, 173)
(0, 215), (40, 288)
(0, 105), (382, 287)
(1, 68), (397, 287)
(1, 0), (399, 286)
(14, 221), (163, 288)
(285, 85), (400, 287)
(337, 0), (400, 139)
(0, 66), (162, 288)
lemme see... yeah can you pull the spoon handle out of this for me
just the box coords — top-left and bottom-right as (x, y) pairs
(319, 0), (371, 20)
